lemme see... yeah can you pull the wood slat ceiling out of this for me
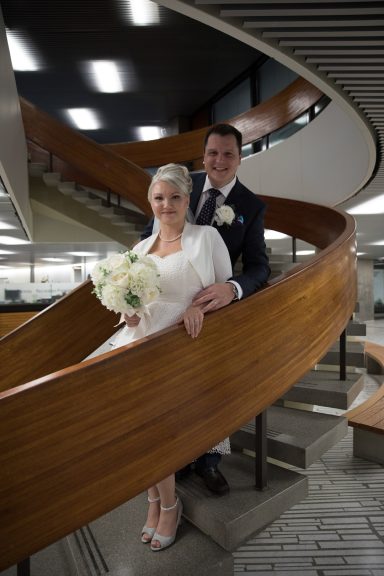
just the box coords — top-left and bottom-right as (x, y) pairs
(180, 0), (384, 261)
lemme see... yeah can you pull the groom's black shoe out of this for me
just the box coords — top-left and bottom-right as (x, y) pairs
(195, 466), (230, 495)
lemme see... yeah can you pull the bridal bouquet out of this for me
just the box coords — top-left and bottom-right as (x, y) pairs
(91, 251), (160, 317)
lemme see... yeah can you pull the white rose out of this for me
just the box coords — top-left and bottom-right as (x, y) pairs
(214, 205), (235, 226)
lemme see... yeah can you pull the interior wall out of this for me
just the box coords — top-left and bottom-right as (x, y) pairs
(238, 102), (371, 207)
(0, 8), (31, 236)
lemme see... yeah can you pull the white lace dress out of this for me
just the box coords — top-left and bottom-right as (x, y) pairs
(111, 250), (231, 455)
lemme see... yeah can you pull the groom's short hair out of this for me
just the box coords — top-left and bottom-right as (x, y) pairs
(204, 123), (242, 154)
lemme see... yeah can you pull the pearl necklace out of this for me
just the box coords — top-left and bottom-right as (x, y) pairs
(158, 231), (182, 243)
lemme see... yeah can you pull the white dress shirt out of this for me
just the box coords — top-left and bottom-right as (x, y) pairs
(194, 175), (243, 300)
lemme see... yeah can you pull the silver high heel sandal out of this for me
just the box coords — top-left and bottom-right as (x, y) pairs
(151, 496), (183, 552)
(141, 496), (160, 543)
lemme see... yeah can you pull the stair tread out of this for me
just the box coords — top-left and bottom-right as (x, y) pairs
(176, 452), (307, 551)
(319, 340), (365, 367)
(231, 405), (348, 468)
(283, 371), (365, 408)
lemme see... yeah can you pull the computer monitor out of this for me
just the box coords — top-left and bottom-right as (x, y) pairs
(4, 289), (22, 302)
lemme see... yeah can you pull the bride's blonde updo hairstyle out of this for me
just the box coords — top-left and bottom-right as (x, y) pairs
(148, 163), (193, 201)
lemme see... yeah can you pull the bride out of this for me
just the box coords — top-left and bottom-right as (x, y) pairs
(111, 163), (232, 551)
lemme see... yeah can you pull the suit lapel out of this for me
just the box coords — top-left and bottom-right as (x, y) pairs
(190, 172), (206, 215)
(224, 178), (242, 206)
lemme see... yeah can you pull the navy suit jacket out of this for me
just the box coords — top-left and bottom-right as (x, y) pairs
(141, 171), (270, 298)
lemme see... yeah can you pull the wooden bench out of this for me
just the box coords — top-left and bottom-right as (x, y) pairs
(346, 341), (384, 465)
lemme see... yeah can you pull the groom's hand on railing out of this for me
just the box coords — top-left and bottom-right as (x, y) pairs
(192, 282), (234, 313)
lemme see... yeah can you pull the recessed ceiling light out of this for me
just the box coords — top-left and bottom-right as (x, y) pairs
(296, 250), (316, 256)
(0, 221), (17, 230)
(370, 240), (384, 246)
(6, 29), (42, 71)
(67, 251), (98, 257)
(41, 257), (68, 262)
(89, 61), (123, 93)
(0, 249), (15, 254)
(66, 108), (101, 130)
(137, 126), (163, 141)
(128, 0), (160, 25)
(347, 194), (384, 214)
(0, 236), (30, 245)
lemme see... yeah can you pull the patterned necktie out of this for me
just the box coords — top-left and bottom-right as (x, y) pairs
(196, 189), (221, 225)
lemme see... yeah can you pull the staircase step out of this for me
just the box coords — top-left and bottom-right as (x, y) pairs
(230, 406), (348, 468)
(28, 162), (47, 177)
(112, 219), (136, 229)
(318, 341), (365, 368)
(57, 181), (76, 195)
(42, 172), (61, 186)
(87, 201), (110, 212)
(176, 451), (307, 551)
(346, 320), (366, 337)
(109, 215), (127, 224)
(70, 190), (96, 203)
(283, 370), (365, 409)
(99, 210), (122, 219)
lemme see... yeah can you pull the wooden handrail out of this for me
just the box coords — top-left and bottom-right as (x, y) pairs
(108, 77), (323, 167)
(24, 77), (323, 191)
(0, 76), (349, 571)
(20, 98), (152, 215)
(0, 197), (356, 570)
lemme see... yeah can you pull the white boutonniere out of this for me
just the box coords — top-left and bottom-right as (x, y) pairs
(214, 205), (236, 226)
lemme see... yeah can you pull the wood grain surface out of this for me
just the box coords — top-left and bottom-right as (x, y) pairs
(0, 197), (356, 569)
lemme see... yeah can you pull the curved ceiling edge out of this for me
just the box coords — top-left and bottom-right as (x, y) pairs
(157, 0), (376, 197)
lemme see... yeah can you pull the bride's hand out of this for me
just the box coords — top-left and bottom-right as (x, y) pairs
(124, 313), (141, 327)
(183, 305), (204, 338)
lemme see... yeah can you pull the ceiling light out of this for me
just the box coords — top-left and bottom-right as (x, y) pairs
(41, 257), (68, 262)
(296, 250), (316, 256)
(5, 29), (42, 71)
(347, 194), (384, 214)
(66, 108), (101, 130)
(0, 249), (15, 254)
(67, 251), (98, 257)
(370, 240), (384, 246)
(89, 61), (123, 93)
(265, 230), (289, 240)
(0, 221), (17, 230)
(0, 236), (30, 245)
(137, 126), (162, 141)
(129, 0), (160, 25)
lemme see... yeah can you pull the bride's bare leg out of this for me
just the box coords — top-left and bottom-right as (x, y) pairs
(151, 474), (179, 550)
(141, 486), (160, 543)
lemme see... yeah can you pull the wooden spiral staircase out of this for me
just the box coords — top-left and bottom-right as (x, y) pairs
(0, 78), (357, 570)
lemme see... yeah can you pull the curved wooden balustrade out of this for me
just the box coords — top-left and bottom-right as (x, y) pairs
(24, 77), (322, 192)
(20, 98), (152, 215)
(0, 197), (356, 570)
(107, 77), (322, 167)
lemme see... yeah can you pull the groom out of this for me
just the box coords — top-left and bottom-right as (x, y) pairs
(142, 123), (270, 494)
